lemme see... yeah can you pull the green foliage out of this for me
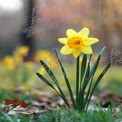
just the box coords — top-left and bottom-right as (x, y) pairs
(0, 90), (122, 122)
(0, 111), (33, 122)
(0, 90), (15, 102)
(37, 47), (111, 113)
(1, 107), (122, 122)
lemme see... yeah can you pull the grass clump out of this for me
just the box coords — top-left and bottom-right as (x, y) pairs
(0, 107), (122, 122)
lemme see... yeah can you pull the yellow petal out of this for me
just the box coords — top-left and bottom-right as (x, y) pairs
(83, 38), (99, 46)
(58, 38), (68, 44)
(60, 45), (72, 55)
(81, 46), (93, 54)
(78, 27), (89, 38)
(72, 48), (82, 58)
(66, 29), (77, 38)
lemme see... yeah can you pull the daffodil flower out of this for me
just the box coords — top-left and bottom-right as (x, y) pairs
(58, 27), (99, 58)
(37, 27), (111, 113)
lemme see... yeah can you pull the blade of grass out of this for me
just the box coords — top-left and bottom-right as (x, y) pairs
(1, 111), (14, 122)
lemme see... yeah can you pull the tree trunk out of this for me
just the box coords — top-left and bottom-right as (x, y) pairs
(21, 0), (35, 60)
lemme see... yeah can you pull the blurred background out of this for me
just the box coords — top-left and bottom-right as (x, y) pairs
(0, 0), (122, 95)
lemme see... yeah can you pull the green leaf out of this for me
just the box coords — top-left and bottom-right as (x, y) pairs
(80, 54), (87, 91)
(92, 63), (111, 93)
(82, 48), (106, 110)
(83, 47), (105, 91)
(54, 49), (75, 109)
(76, 56), (80, 108)
(36, 73), (57, 90)
(36, 72), (70, 107)
(80, 55), (91, 96)
(85, 47), (106, 87)
(39, 60), (70, 107)
(84, 62), (93, 104)
(99, 46), (106, 57)
(89, 47), (106, 80)
(79, 47), (107, 111)
(84, 77), (93, 106)
(86, 62), (111, 111)
(78, 54), (87, 109)
(81, 62), (90, 92)
(40, 60), (59, 86)
(79, 55), (91, 111)
(39, 60), (64, 97)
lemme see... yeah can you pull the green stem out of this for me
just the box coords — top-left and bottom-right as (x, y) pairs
(76, 56), (80, 106)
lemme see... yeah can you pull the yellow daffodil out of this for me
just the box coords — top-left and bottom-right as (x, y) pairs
(58, 27), (99, 58)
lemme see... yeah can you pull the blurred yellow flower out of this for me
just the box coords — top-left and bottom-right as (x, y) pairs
(20, 81), (35, 91)
(14, 46), (29, 57)
(37, 67), (45, 74)
(25, 61), (34, 69)
(34, 50), (54, 61)
(2, 56), (16, 70)
(13, 54), (23, 64)
(34, 50), (58, 68)
(58, 27), (99, 58)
